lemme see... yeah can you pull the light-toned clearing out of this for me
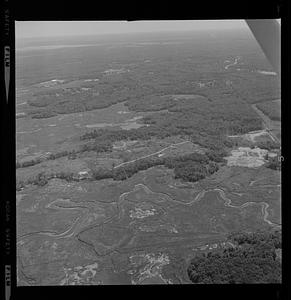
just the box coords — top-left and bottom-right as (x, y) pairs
(130, 252), (170, 285)
(224, 57), (240, 69)
(77, 171), (90, 179)
(103, 68), (129, 75)
(85, 117), (145, 129)
(193, 82), (215, 88)
(16, 101), (27, 106)
(257, 70), (277, 76)
(228, 129), (272, 143)
(224, 147), (269, 168)
(60, 262), (98, 285)
(84, 78), (99, 82)
(16, 128), (41, 134)
(85, 122), (114, 128)
(129, 207), (156, 219)
(171, 94), (206, 100)
(126, 116), (143, 122)
(16, 112), (26, 117)
(117, 110), (130, 114)
(38, 79), (65, 87)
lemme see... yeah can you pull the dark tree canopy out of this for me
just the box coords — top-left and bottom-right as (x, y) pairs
(187, 230), (281, 284)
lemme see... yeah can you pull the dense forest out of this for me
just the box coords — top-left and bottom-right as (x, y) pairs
(16, 124), (233, 170)
(16, 141), (113, 169)
(16, 150), (226, 191)
(27, 84), (130, 118)
(110, 151), (224, 182)
(16, 171), (76, 191)
(81, 125), (250, 150)
(187, 230), (281, 284)
(24, 59), (279, 122)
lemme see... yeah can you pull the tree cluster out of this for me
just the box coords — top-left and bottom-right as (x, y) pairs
(16, 141), (113, 169)
(16, 171), (78, 191)
(187, 230), (282, 284)
(91, 150), (224, 182)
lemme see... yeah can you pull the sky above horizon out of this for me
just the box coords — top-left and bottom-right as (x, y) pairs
(16, 20), (250, 39)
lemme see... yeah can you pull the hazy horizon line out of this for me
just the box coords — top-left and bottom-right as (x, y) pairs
(16, 27), (249, 41)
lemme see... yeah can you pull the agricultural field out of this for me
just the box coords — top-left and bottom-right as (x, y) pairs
(16, 28), (281, 285)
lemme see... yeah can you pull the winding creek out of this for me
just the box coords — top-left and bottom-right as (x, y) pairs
(17, 199), (91, 243)
(17, 180), (280, 246)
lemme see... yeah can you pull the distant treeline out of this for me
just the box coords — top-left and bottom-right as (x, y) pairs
(81, 115), (262, 144)
(17, 122), (235, 170)
(26, 80), (263, 139)
(92, 150), (225, 182)
(81, 126), (235, 167)
(26, 82), (135, 118)
(16, 141), (112, 169)
(18, 124), (279, 172)
(16, 150), (77, 169)
(16, 150), (226, 191)
(23, 44), (280, 120)
(16, 171), (77, 191)
(81, 126), (239, 151)
(187, 230), (281, 284)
